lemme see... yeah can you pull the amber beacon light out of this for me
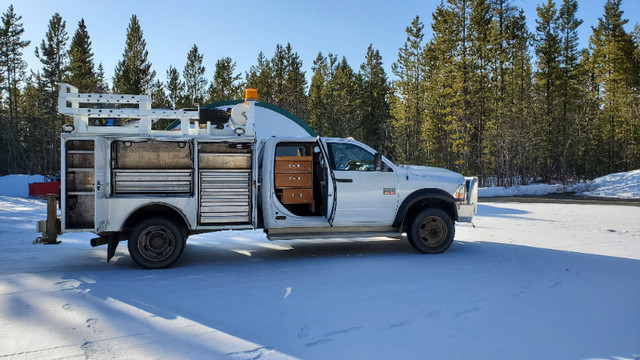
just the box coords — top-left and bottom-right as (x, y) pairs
(245, 88), (258, 101)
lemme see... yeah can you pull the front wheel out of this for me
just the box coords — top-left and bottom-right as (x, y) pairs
(407, 208), (455, 254)
(128, 217), (186, 269)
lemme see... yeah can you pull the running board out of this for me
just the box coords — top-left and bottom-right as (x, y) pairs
(266, 227), (401, 241)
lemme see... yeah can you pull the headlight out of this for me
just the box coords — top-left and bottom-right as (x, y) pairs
(454, 184), (466, 202)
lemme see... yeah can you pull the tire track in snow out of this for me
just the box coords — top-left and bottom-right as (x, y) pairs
(303, 326), (363, 347)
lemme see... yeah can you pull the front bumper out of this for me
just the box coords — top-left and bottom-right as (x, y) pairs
(457, 177), (478, 222)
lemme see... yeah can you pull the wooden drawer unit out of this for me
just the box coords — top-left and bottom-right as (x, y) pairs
(275, 156), (312, 173)
(275, 173), (312, 188)
(274, 155), (314, 210)
(280, 189), (313, 204)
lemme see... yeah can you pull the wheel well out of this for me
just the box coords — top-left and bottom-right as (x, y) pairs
(122, 204), (189, 237)
(401, 198), (456, 232)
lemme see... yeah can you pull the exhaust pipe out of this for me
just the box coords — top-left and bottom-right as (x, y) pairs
(90, 236), (108, 247)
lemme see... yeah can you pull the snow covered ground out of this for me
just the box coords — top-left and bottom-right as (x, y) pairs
(1, 173), (639, 359)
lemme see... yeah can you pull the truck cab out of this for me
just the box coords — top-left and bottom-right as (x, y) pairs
(260, 136), (477, 248)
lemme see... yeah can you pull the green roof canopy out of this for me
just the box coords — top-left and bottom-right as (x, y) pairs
(167, 100), (317, 137)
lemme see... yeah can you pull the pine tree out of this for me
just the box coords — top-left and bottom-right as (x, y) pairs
(325, 56), (360, 138)
(556, 0), (583, 181)
(0, 5), (29, 119)
(534, 0), (562, 180)
(423, 5), (460, 169)
(207, 56), (242, 103)
(576, 48), (605, 178)
(492, 0), (513, 99)
(283, 43), (307, 119)
(468, 0), (493, 180)
(246, 51), (274, 103)
(589, 0), (638, 172)
(0, 5), (30, 174)
(271, 44), (287, 108)
(165, 65), (184, 109)
(35, 12), (69, 175)
(36, 13), (68, 90)
(391, 15), (426, 164)
(308, 52), (330, 135)
(19, 74), (48, 174)
(250, 44), (307, 118)
(182, 44), (206, 106)
(630, 24), (640, 170)
(501, 9), (538, 186)
(113, 15), (155, 94)
(322, 53), (340, 136)
(95, 62), (109, 93)
(488, 0), (518, 185)
(448, 0), (474, 173)
(633, 24), (640, 85)
(308, 52), (353, 138)
(359, 44), (391, 154)
(67, 18), (98, 92)
(150, 79), (170, 109)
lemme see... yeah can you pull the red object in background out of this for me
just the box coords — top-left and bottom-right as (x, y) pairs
(28, 182), (61, 197)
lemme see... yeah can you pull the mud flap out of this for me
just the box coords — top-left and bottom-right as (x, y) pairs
(106, 233), (119, 263)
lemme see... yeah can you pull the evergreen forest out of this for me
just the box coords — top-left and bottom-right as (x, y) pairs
(1, 0), (639, 186)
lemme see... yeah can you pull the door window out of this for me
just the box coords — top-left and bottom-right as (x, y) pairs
(327, 143), (377, 171)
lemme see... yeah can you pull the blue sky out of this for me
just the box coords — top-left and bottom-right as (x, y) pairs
(6, 0), (640, 89)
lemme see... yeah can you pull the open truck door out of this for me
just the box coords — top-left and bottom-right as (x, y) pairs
(260, 137), (336, 233)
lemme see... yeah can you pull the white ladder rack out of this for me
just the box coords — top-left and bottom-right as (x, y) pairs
(59, 83), (203, 136)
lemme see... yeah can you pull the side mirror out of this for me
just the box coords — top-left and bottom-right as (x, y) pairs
(374, 152), (382, 171)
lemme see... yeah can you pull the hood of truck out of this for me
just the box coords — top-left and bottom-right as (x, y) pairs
(397, 165), (465, 194)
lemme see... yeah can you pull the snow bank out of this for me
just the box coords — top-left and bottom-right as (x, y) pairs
(0, 174), (47, 197)
(479, 183), (565, 197)
(479, 169), (640, 199)
(569, 169), (640, 199)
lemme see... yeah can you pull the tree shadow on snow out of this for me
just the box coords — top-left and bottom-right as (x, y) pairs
(477, 203), (529, 218)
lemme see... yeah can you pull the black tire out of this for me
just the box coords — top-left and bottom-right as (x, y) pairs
(407, 208), (455, 254)
(199, 108), (229, 125)
(128, 217), (186, 269)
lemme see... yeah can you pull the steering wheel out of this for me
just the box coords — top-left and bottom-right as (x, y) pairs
(342, 160), (358, 170)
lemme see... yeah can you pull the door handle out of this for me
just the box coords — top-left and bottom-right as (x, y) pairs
(335, 178), (353, 183)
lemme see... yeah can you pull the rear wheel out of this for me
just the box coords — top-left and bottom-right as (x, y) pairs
(407, 208), (455, 254)
(128, 217), (186, 269)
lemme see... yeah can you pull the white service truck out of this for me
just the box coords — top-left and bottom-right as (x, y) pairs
(36, 83), (478, 269)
